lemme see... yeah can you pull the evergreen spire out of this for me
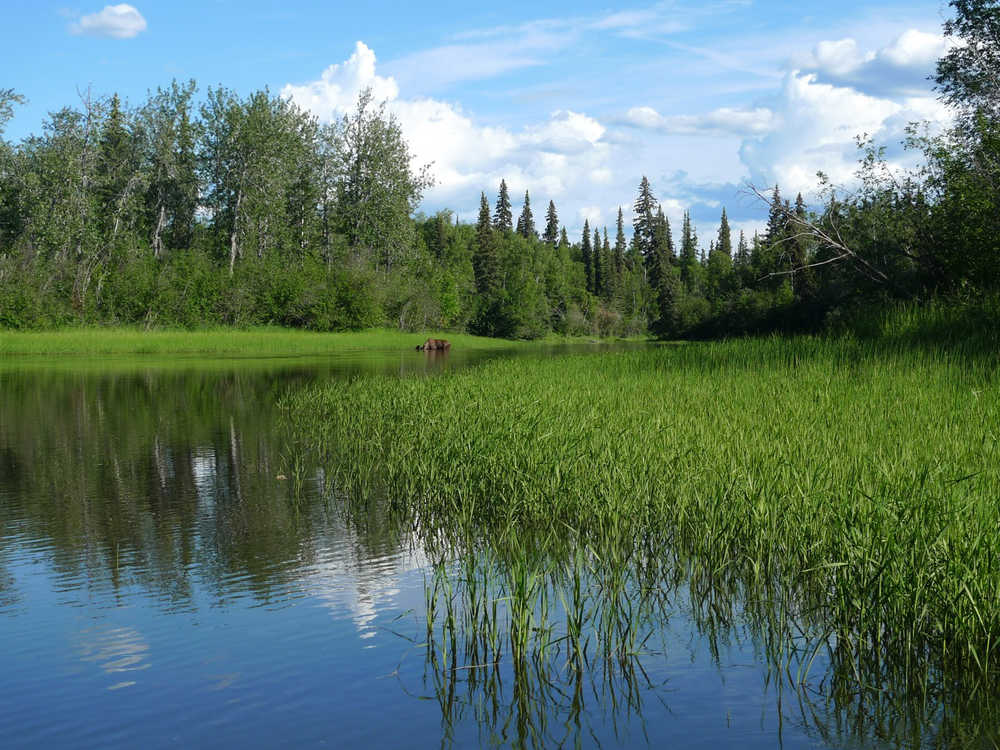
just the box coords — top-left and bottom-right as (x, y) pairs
(764, 184), (785, 246)
(516, 190), (536, 239)
(716, 207), (732, 259)
(474, 192), (499, 294)
(593, 227), (603, 297)
(581, 219), (594, 294)
(679, 210), (699, 289)
(543, 200), (559, 245)
(632, 176), (659, 274)
(614, 207), (626, 274)
(493, 179), (512, 232)
(736, 229), (749, 266)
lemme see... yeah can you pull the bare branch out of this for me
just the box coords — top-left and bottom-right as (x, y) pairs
(745, 182), (897, 288)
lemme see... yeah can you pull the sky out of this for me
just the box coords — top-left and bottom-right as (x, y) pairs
(2, 0), (956, 240)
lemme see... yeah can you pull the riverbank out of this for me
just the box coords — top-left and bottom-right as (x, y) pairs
(0, 326), (646, 357)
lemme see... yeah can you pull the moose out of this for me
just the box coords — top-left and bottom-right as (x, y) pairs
(416, 338), (451, 351)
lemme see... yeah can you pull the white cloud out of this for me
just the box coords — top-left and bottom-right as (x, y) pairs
(736, 70), (948, 195)
(812, 38), (873, 76)
(801, 28), (951, 96)
(624, 105), (777, 136)
(281, 42), (399, 121)
(880, 29), (947, 68)
(69, 4), (147, 39)
(283, 20), (956, 244)
(283, 44), (617, 228)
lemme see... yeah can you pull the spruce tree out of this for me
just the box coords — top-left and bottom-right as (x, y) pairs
(493, 179), (512, 232)
(790, 192), (816, 299)
(736, 230), (749, 266)
(651, 209), (679, 336)
(647, 207), (673, 293)
(543, 200), (559, 245)
(614, 207), (626, 274)
(679, 210), (699, 290)
(581, 220), (594, 293)
(474, 192), (499, 295)
(716, 207), (732, 259)
(763, 185), (785, 246)
(593, 227), (603, 298)
(559, 226), (569, 249)
(516, 190), (536, 239)
(707, 209), (735, 299)
(602, 228), (613, 300)
(96, 93), (138, 239)
(632, 176), (658, 277)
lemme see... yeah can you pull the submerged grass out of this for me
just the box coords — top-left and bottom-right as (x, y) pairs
(281, 334), (1000, 702)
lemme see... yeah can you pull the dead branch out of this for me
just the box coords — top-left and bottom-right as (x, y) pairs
(745, 183), (896, 288)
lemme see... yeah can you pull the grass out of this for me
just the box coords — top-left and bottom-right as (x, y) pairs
(279, 332), (1000, 722)
(0, 326), (548, 357)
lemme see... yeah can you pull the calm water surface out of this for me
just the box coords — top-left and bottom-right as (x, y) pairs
(0, 344), (973, 748)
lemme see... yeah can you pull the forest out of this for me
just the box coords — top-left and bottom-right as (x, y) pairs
(0, 0), (996, 339)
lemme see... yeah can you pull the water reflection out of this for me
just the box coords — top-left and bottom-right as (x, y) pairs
(75, 624), (152, 691)
(0, 352), (996, 749)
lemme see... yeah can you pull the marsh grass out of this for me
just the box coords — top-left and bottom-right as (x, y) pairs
(280, 334), (1000, 745)
(1, 325), (649, 358)
(0, 326), (542, 356)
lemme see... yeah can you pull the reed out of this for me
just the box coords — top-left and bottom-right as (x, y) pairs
(280, 333), (1000, 743)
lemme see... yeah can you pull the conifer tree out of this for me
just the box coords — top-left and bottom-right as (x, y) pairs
(581, 219), (594, 293)
(473, 192), (499, 294)
(602, 228), (613, 300)
(493, 179), (512, 232)
(790, 192), (816, 298)
(593, 227), (603, 297)
(763, 185), (785, 246)
(558, 226), (569, 249)
(614, 207), (626, 274)
(736, 230), (749, 266)
(647, 207), (673, 293)
(707, 209), (735, 299)
(679, 210), (699, 290)
(632, 177), (658, 277)
(716, 207), (732, 259)
(651, 208), (679, 335)
(516, 190), (536, 239)
(543, 200), (559, 245)
(96, 93), (140, 240)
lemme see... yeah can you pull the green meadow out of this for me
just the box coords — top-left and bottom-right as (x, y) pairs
(0, 326), (545, 357)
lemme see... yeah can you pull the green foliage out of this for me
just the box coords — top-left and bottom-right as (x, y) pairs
(3, 0), (999, 347)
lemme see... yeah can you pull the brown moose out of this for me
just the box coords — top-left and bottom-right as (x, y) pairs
(416, 338), (451, 351)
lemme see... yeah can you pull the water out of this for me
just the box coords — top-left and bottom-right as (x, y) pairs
(0, 345), (983, 748)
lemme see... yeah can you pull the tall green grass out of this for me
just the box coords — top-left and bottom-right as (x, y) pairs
(280, 334), (1000, 718)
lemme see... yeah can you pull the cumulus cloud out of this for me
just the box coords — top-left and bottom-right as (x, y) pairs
(283, 43), (616, 224)
(801, 29), (951, 96)
(283, 24), (956, 242)
(281, 42), (399, 121)
(69, 4), (147, 39)
(736, 70), (948, 195)
(624, 105), (777, 136)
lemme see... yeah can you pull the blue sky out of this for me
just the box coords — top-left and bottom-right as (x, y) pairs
(2, 1), (954, 239)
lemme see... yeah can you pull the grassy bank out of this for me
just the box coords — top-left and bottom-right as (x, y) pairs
(0, 326), (635, 357)
(280, 334), (1000, 689)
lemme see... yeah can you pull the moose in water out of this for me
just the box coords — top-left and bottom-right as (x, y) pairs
(416, 338), (451, 351)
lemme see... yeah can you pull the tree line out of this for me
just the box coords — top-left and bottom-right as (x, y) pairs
(0, 0), (996, 337)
